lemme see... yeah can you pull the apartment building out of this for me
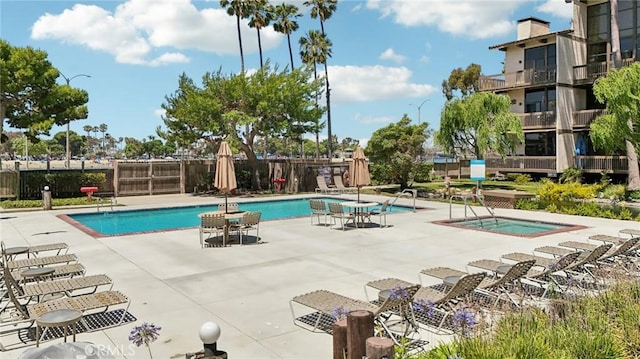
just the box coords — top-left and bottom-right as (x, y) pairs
(478, 0), (639, 178)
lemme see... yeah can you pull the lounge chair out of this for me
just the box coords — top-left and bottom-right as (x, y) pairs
(290, 284), (427, 349)
(367, 200), (389, 228)
(230, 211), (261, 245)
(309, 199), (329, 226)
(4, 254), (78, 271)
(327, 202), (355, 230)
(0, 266), (129, 351)
(365, 272), (487, 334)
(199, 212), (227, 248)
(315, 176), (340, 195)
(333, 176), (355, 194)
(421, 260), (536, 308)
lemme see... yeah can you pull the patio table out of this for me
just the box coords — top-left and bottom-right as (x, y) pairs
(340, 201), (378, 228)
(199, 210), (245, 246)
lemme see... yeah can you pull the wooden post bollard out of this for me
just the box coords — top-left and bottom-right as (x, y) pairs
(347, 310), (374, 359)
(366, 337), (394, 359)
(332, 319), (347, 359)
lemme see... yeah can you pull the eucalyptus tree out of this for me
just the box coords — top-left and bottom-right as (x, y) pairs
(435, 92), (524, 160)
(160, 65), (324, 189)
(299, 30), (331, 157)
(270, 2), (301, 70)
(303, 0), (337, 158)
(220, 0), (251, 73)
(248, 0), (270, 68)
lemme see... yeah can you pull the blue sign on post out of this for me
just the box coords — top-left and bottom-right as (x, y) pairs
(470, 159), (486, 181)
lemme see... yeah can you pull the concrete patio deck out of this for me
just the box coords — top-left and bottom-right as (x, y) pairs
(1, 192), (634, 358)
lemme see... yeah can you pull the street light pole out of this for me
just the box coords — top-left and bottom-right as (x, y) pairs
(409, 99), (429, 124)
(59, 72), (90, 168)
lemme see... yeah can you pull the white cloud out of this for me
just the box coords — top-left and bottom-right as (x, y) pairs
(31, 0), (282, 66)
(537, 0), (574, 19)
(355, 114), (394, 125)
(365, 0), (521, 39)
(419, 55), (430, 64)
(154, 108), (166, 117)
(352, 3), (363, 12)
(379, 48), (406, 64)
(329, 65), (437, 103)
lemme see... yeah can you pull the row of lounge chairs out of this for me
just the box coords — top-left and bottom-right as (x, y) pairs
(0, 241), (130, 351)
(315, 176), (356, 195)
(290, 231), (640, 351)
(309, 199), (389, 230)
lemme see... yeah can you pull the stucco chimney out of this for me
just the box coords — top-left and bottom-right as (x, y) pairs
(517, 17), (550, 40)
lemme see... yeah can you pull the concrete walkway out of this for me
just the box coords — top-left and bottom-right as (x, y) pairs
(0, 192), (633, 358)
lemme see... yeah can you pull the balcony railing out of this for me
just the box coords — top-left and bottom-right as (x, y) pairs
(517, 111), (556, 129)
(573, 58), (637, 82)
(485, 156), (556, 173)
(575, 156), (627, 173)
(573, 109), (605, 128)
(479, 66), (557, 91)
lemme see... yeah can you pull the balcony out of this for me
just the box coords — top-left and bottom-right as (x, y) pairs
(575, 156), (627, 173)
(479, 67), (557, 92)
(573, 109), (604, 128)
(517, 111), (555, 130)
(573, 58), (637, 83)
(485, 156), (556, 173)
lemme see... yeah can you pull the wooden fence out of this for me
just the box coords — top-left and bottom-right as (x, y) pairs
(1, 159), (350, 200)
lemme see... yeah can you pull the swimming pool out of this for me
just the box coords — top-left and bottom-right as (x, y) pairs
(64, 197), (414, 237)
(433, 216), (586, 238)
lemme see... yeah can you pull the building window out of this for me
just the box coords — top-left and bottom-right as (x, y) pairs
(524, 89), (556, 113)
(524, 44), (556, 69)
(587, 2), (609, 42)
(525, 132), (556, 156)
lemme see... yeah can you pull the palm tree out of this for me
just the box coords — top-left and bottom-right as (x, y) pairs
(248, 0), (271, 68)
(83, 125), (93, 156)
(99, 123), (108, 153)
(300, 30), (331, 158)
(609, 0), (640, 189)
(303, 0), (337, 158)
(271, 3), (301, 70)
(220, 0), (251, 73)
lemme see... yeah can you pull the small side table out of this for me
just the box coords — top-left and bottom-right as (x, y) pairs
(21, 267), (55, 282)
(5, 246), (29, 260)
(36, 309), (83, 347)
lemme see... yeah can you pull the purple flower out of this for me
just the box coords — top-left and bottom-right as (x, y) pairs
(452, 309), (476, 337)
(412, 299), (435, 318)
(128, 322), (162, 347)
(389, 286), (409, 300)
(332, 307), (350, 320)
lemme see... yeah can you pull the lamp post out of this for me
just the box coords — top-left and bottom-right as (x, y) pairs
(59, 72), (90, 168)
(409, 99), (429, 124)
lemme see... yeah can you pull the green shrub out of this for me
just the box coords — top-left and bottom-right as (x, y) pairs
(628, 191), (640, 200)
(515, 198), (539, 210)
(618, 207), (634, 220)
(370, 163), (393, 184)
(602, 184), (627, 201)
(513, 173), (532, 185)
(537, 181), (597, 202)
(560, 167), (583, 183)
(413, 162), (434, 183)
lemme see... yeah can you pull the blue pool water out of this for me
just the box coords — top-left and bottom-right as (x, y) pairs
(438, 216), (582, 237)
(68, 197), (412, 236)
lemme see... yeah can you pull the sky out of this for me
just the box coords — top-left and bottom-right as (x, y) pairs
(1, 0), (575, 148)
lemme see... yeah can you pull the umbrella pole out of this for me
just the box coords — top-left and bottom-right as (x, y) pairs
(225, 193), (228, 214)
(357, 187), (360, 203)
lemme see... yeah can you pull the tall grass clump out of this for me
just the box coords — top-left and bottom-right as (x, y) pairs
(415, 280), (640, 359)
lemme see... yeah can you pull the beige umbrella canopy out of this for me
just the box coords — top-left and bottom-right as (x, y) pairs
(214, 141), (237, 212)
(349, 146), (371, 202)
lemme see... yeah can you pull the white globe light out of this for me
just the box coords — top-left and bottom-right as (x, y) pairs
(44, 186), (50, 191)
(199, 321), (221, 344)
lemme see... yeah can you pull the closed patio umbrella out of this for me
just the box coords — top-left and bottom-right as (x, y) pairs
(214, 141), (237, 213)
(349, 146), (370, 202)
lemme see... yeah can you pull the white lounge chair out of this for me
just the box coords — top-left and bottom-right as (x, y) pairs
(315, 176), (340, 195)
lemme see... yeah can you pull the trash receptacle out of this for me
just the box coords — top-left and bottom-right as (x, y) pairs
(42, 186), (52, 210)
